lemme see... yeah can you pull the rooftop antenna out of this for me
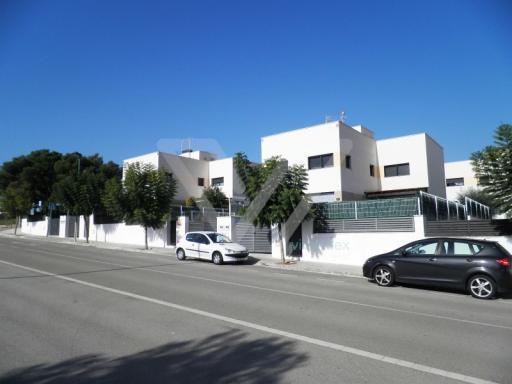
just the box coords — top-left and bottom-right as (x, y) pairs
(180, 138), (193, 156)
(339, 111), (346, 123)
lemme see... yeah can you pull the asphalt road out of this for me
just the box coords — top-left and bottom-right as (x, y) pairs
(0, 236), (511, 384)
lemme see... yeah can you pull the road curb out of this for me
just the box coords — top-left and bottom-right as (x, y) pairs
(254, 260), (364, 279)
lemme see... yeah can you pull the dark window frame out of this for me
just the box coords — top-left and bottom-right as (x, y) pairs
(198, 177), (205, 187)
(477, 176), (489, 186)
(446, 177), (464, 187)
(369, 164), (375, 177)
(211, 177), (224, 187)
(308, 153), (334, 170)
(345, 155), (351, 169)
(384, 163), (410, 177)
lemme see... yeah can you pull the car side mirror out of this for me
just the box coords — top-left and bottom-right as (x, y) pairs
(401, 250), (407, 256)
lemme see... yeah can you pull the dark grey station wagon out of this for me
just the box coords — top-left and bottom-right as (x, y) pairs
(363, 238), (512, 299)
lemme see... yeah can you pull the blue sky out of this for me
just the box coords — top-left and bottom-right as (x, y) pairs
(0, 0), (511, 165)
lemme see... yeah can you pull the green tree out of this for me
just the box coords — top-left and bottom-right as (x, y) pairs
(234, 152), (314, 263)
(471, 124), (512, 216)
(0, 150), (62, 213)
(456, 188), (497, 211)
(52, 153), (121, 242)
(202, 186), (228, 209)
(0, 182), (32, 235)
(102, 177), (125, 221)
(103, 162), (177, 249)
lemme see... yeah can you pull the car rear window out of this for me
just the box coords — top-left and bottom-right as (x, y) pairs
(494, 243), (511, 257)
(468, 242), (510, 257)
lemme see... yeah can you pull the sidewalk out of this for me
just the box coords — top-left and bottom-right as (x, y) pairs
(250, 253), (363, 278)
(0, 229), (363, 278)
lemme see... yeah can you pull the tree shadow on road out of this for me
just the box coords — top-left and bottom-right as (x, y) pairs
(0, 329), (308, 384)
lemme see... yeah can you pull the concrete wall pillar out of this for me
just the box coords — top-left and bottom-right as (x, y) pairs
(176, 216), (189, 244)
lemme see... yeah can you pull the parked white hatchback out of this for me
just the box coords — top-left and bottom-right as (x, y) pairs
(175, 231), (249, 265)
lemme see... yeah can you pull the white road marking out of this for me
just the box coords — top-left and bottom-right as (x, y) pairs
(269, 272), (298, 277)
(0, 258), (499, 384)
(10, 246), (512, 332)
(316, 277), (345, 284)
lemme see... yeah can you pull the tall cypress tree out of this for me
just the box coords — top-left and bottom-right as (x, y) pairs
(472, 124), (512, 216)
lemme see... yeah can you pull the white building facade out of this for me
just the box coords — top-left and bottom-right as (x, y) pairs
(123, 150), (245, 204)
(261, 121), (446, 202)
(444, 160), (480, 201)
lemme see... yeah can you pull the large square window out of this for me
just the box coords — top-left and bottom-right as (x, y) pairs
(211, 177), (224, 187)
(384, 163), (410, 177)
(308, 153), (333, 169)
(446, 178), (464, 187)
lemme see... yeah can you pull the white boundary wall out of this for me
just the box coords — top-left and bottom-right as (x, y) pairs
(21, 215), (190, 249)
(20, 215), (512, 265)
(21, 218), (48, 236)
(271, 216), (512, 267)
(296, 216), (426, 266)
(88, 222), (167, 248)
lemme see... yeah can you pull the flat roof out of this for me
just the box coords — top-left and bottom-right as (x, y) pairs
(376, 132), (444, 149)
(260, 120), (340, 140)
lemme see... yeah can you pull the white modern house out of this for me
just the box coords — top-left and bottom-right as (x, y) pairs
(261, 121), (447, 202)
(123, 150), (245, 205)
(21, 150), (248, 250)
(444, 160), (479, 201)
(23, 118), (508, 266)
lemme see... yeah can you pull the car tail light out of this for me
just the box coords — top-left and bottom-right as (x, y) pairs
(497, 258), (511, 267)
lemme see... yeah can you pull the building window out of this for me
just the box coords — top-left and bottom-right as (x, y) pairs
(477, 176), (488, 186)
(345, 155), (351, 169)
(369, 164), (375, 177)
(446, 177), (464, 187)
(308, 153), (333, 169)
(384, 163), (410, 177)
(198, 177), (205, 187)
(211, 177), (224, 187)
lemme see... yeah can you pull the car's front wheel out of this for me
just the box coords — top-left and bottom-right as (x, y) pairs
(176, 248), (186, 261)
(373, 265), (395, 287)
(212, 252), (223, 265)
(468, 275), (496, 299)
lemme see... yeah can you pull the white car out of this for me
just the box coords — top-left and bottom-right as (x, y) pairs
(175, 231), (249, 265)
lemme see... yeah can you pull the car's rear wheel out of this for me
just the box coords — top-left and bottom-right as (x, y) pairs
(468, 275), (496, 299)
(212, 252), (223, 265)
(373, 266), (394, 287)
(176, 248), (186, 261)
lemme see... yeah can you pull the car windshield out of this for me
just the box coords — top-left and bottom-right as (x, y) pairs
(207, 233), (232, 243)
